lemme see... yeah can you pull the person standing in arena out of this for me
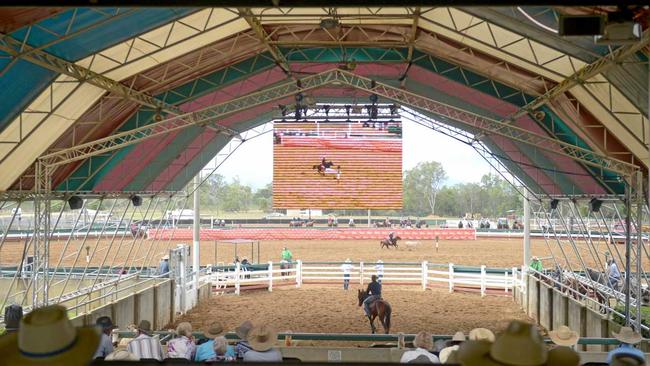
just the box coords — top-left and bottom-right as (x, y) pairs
(341, 259), (353, 290)
(375, 260), (384, 284)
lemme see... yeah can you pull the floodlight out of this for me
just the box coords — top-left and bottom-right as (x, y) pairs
(68, 196), (83, 210)
(131, 195), (143, 207)
(323, 105), (330, 116)
(589, 198), (603, 213)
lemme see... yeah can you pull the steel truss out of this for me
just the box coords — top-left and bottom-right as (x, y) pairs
(529, 174), (647, 330)
(39, 69), (638, 178)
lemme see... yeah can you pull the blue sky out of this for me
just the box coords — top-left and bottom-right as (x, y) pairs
(211, 120), (493, 190)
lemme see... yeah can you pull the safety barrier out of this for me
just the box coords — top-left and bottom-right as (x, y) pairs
(148, 227), (477, 240)
(205, 261), (520, 297)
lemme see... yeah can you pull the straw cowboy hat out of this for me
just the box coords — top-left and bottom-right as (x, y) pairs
(546, 346), (580, 366)
(412, 331), (434, 350)
(612, 326), (643, 345)
(105, 350), (140, 361)
(549, 326), (579, 347)
(469, 328), (495, 343)
(203, 322), (225, 339)
(439, 345), (459, 363)
(247, 324), (277, 352)
(490, 321), (547, 366)
(0, 305), (99, 366)
(236, 320), (253, 340)
(457, 321), (547, 366)
(452, 331), (466, 342)
(345, 258), (351, 263)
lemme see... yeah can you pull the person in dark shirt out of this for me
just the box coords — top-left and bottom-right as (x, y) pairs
(363, 275), (382, 318)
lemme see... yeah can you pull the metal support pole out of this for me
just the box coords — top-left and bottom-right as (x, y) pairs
(523, 189), (531, 269)
(625, 182), (632, 326)
(635, 172), (643, 330)
(193, 175), (201, 301)
(367, 209), (371, 228)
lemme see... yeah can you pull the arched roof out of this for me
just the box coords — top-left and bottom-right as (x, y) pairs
(0, 7), (648, 197)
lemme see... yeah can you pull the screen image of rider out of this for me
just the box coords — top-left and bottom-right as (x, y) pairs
(273, 120), (402, 209)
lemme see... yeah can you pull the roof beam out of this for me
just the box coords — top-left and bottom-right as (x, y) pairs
(0, 34), (241, 137)
(39, 69), (638, 180)
(237, 8), (293, 76)
(482, 29), (650, 141)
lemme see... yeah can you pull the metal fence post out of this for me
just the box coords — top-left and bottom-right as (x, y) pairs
(512, 267), (518, 293)
(448, 263), (454, 293)
(296, 260), (302, 288)
(268, 261), (273, 292)
(360, 261), (365, 285)
(235, 262), (241, 295)
(481, 265), (486, 297)
(421, 261), (428, 290)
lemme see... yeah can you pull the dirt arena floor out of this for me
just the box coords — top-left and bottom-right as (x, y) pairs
(174, 285), (533, 338)
(0, 236), (628, 270)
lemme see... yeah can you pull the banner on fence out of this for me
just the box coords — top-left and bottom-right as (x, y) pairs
(148, 228), (476, 241)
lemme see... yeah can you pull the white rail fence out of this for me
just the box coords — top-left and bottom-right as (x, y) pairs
(205, 261), (523, 297)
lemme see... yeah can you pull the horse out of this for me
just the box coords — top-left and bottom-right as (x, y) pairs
(305, 220), (315, 227)
(380, 236), (401, 249)
(289, 220), (304, 227)
(357, 289), (391, 334)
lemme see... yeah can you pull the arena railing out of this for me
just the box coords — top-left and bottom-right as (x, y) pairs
(527, 269), (650, 333)
(204, 261), (522, 297)
(112, 330), (624, 346)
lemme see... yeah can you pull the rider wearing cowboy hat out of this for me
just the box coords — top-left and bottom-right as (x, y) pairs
(363, 275), (382, 318)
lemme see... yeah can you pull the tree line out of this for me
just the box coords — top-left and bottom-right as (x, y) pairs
(196, 160), (522, 218)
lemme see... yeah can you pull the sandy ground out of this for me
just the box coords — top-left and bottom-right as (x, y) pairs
(174, 285), (532, 337)
(0, 236), (631, 271)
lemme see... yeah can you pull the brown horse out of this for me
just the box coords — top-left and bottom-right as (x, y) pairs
(380, 236), (401, 249)
(357, 289), (392, 334)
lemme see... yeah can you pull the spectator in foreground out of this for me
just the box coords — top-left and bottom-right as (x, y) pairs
(206, 336), (236, 362)
(235, 320), (254, 359)
(126, 320), (165, 361)
(607, 326), (645, 365)
(400, 331), (439, 363)
(0, 304), (99, 365)
(93, 316), (117, 359)
(468, 327), (495, 343)
(195, 322), (235, 362)
(341, 259), (353, 290)
(243, 324), (282, 362)
(2, 304), (23, 335)
(167, 322), (196, 360)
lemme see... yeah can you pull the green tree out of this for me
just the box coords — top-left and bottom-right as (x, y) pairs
(253, 183), (273, 212)
(403, 161), (447, 216)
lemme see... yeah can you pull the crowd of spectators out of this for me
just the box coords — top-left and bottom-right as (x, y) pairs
(0, 303), (647, 365)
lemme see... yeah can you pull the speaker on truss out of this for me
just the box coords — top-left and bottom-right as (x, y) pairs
(131, 195), (143, 207)
(549, 199), (559, 210)
(68, 195), (83, 210)
(558, 15), (605, 36)
(589, 198), (603, 212)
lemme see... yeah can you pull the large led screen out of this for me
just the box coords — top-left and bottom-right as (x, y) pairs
(273, 120), (402, 209)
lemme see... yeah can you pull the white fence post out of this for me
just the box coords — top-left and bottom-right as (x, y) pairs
(512, 267), (517, 293)
(520, 265), (526, 294)
(421, 261), (428, 290)
(504, 269), (508, 293)
(296, 260), (302, 288)
(448, 263), (454, 293)
(480, 265), (486, 297)
(360, 261), (365, 285)
(235, 262), (241, 295)
(268, 261), (273, 292)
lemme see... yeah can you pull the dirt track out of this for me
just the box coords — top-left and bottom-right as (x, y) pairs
(175, 285), (532, 338)
(1, 236), (628, 270)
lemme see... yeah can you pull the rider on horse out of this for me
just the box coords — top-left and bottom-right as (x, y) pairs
(387, 232), (397, 246)
(363, 275), (382, 318)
